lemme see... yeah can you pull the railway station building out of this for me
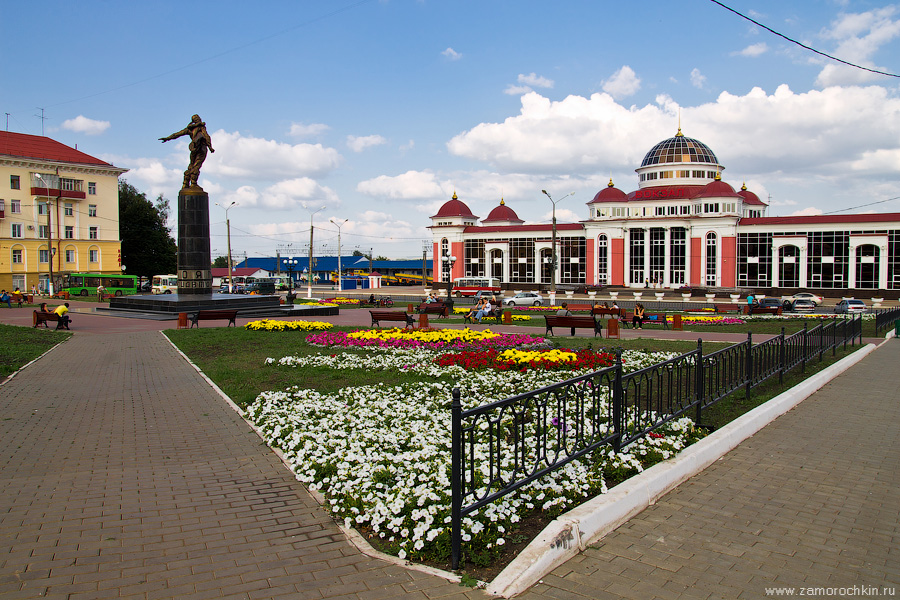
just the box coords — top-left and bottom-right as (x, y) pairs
(430, 129), (900, 293)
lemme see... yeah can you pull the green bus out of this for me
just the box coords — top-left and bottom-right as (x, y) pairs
(61, 273), (138, 297)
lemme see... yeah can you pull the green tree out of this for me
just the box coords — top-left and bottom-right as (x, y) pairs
(212, 256), (229, 268)
(119, 181), (177, 280)
(375, 255), (388, 261)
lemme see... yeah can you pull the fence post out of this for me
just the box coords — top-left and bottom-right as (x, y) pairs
(695, 339), (703, 425)
(779, 327), (785, 384)
(833, 317), (837, 357)
(745, 331), (753, 400)
(450, 388), (462, 571)
(612, 348), (624, 453)
(802, 322), (808, 373)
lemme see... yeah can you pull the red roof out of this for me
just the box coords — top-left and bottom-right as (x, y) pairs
(627, 185), (705, 202)
(482, 201), (524, 223)
(211, 267), (260, 277)
(0, 131), (114, 166)
(588, 180), (628, 204)
(742, 213), (900, 226)
(431, 193), (477, 219)
(738, 184), (766, 206)
(694, 179), (742, 200)
(468, 223), (585, 234)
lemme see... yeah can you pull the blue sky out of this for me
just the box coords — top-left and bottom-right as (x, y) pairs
(3, 0), (900, 260)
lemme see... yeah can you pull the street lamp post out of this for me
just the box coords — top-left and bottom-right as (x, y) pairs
(216, 201), (237, 293)
(306, 205), (326, 299)
(283, 258), (298, 304)
(541, 190), (575, 301)
(330, 218), (348, 291)
(441, 254), (457, 308)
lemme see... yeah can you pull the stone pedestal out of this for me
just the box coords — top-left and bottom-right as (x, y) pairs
(177, 187), (212, 295)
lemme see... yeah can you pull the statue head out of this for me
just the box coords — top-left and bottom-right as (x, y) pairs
(191, 114), (202, 124)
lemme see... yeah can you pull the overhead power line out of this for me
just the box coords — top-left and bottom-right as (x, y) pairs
(710, 0), (900, 78)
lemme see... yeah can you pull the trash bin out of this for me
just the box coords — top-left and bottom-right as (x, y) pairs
(178, 312), (188, 329)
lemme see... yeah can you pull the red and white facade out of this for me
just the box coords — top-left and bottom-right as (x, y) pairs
(430, 129), (900, 292)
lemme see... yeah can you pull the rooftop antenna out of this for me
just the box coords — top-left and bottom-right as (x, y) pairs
(5, 113), (9, 132)
(676, 108), (683, 136)
(35, 107), (48, 136)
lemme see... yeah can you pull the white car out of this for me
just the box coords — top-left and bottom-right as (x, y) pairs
(787, 292), (824, 305)
(834, 299), (866, 314)
(502, 292), (544, 306)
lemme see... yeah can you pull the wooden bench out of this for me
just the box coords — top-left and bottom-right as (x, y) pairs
(544, 314), (602, 337)
(464, 306), (504, 324)
(33, 310), (68, 330)
(564, 303), (594, 312)
(622, 312), (669, 329)
(416, 303), (449, 317)
(189, 309), (238, 328)
(714, 303), (742, 314)
(369, 310), (415, 328)
(592, 307), (625, 318)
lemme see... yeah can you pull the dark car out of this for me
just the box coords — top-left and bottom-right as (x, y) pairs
(783, 298), (816, 312)
(575, 284), (606, 294)
(756, 297), (783, 309)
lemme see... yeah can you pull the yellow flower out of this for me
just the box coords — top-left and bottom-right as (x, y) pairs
(245, 319), (333, 331)
(347, 327), (501, 343)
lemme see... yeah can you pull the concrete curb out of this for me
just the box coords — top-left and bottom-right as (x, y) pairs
(487, 342), (877, 598)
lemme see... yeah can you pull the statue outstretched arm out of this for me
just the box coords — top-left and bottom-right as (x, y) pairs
(159, 126), (189, 143)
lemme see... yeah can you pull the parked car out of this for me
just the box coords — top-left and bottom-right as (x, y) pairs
(756, 297), (783, 309)
(834, 299), (867, 314)
(502, 292), (544, 306)
(786, 292), (824, 305)
(783, 298), (816, 312)
(575, 284), (606, 294)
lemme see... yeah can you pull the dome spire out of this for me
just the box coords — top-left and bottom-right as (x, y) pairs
(608, 178), (615, 187)
(741, 182), (747, 191)
(676, 108), (683, 137)
(452, 190), (458, 200)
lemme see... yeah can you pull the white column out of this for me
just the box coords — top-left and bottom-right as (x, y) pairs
(642, 229), (650, 287)
(799, 246), (808, 289)
(880, 245), (888, 290)
(623, 229), (631, 287)
(771, 245), (780, 288)
(848, 243), (857, 289)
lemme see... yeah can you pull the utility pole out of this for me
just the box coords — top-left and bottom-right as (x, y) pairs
(330, 219), (347, 291)
(307, 205), (325, 299)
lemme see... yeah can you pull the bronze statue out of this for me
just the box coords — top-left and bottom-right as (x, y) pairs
(160, 114), (215, 189)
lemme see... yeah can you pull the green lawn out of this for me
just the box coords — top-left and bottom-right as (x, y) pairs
(0, 324), (71, 378)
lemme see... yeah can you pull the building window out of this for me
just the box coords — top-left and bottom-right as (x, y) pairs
(39, 249), (49, 263)
(88, 182), (96, 195)
(704, 203), (719, 214)
(807, 231), (849, 289)
(649, 228), (666, 285)
(680, 205), (690, 215)
(669, 227), (686, 285)
(60, 178), (83, 192)
(64, 203), (74, 216)
(38, 202), (48, 215)
(692, 170), (705, 178)
(89, 249), (99, 263)
(706, 232), (718, 286)
(737, 233), (773, 287)
(65, 249), (75, 263)
(10, 175), (20, 189)
(65, 225), (74, 239)
(39, 225), (49, 238)
(597, 235), (608, 285)
(89, 204), (97, 217)
(89, 226), (98, 239)
(464, 239), (485, 278)
(629, 229), (645, 285)
(0, 199), (4, 213)
(12, 249), (23, 264)
(11, 199), (21, 213)
(440, 238), (450, 283)
(559, 237), (586, 284)
(11, 223), (23, 238)
(509, 238), (535, 284)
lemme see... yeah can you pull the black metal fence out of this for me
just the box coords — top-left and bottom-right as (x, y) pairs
(874, 307), (900, 336)
(450, 315), (863, 568)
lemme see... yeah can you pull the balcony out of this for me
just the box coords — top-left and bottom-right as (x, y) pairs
(30, 186), (86, 200)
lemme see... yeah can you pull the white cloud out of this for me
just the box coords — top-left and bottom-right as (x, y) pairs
(61, 115), (110, 135)
(518, 73), (554, 89)
(357, 170), (449, 200)
(733, 42), (769, 57)
(442, 47), (462, 60)
(690, 68), (707, 89)
(218, 177), (340, 210)
(789, 207), (825, 216)
(601, 65), (641, 99)
(289, 122), (330, 137)
(504, 84), (534, 96)
(347, 134), (388, 152)
(446, 85), (900, 192)
(815, 6), (900, 86)
(202, 130), (342, 180)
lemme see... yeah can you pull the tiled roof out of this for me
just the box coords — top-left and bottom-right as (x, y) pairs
(741, 213), (900, 226)
(0, 131), (114, 167)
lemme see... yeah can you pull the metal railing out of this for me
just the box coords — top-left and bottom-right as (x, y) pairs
(450, 315), (863, 568)
(875, 307), (900, 336)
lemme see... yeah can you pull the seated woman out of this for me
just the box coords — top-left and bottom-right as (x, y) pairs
(465, 298), (485, 322)
(632, 303), (645, 329)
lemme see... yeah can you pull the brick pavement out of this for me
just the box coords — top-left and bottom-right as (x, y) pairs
(517, 338), (900, 600)
(0, 331), (489, 600)
(1, 305), (896, 599)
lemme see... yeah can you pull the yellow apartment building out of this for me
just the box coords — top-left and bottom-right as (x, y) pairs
(0, 132), (128, 293)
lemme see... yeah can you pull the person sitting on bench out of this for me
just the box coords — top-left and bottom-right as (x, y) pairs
(53, 302), (71, 330)
(557, 302), (575, 335)
(632, 303), (645, 330)
(473, 297), (493, 323)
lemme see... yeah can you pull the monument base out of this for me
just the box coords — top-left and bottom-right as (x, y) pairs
(104, 293), (338, 319)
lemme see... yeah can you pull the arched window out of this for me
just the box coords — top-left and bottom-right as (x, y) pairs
(856, 244), (879, 289)
(705, 232), (717, 286)
(597, 235), (608, 285)
(779, 245), (800, 288)
(440, 238), (449, 283)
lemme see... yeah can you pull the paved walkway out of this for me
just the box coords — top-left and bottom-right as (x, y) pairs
(1, 304), (897, 599)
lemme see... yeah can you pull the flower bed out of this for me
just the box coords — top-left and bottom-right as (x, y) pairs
(248, 343), (701, 566)
(307, 327), (546, 350)
(244, 319), (334, 331)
